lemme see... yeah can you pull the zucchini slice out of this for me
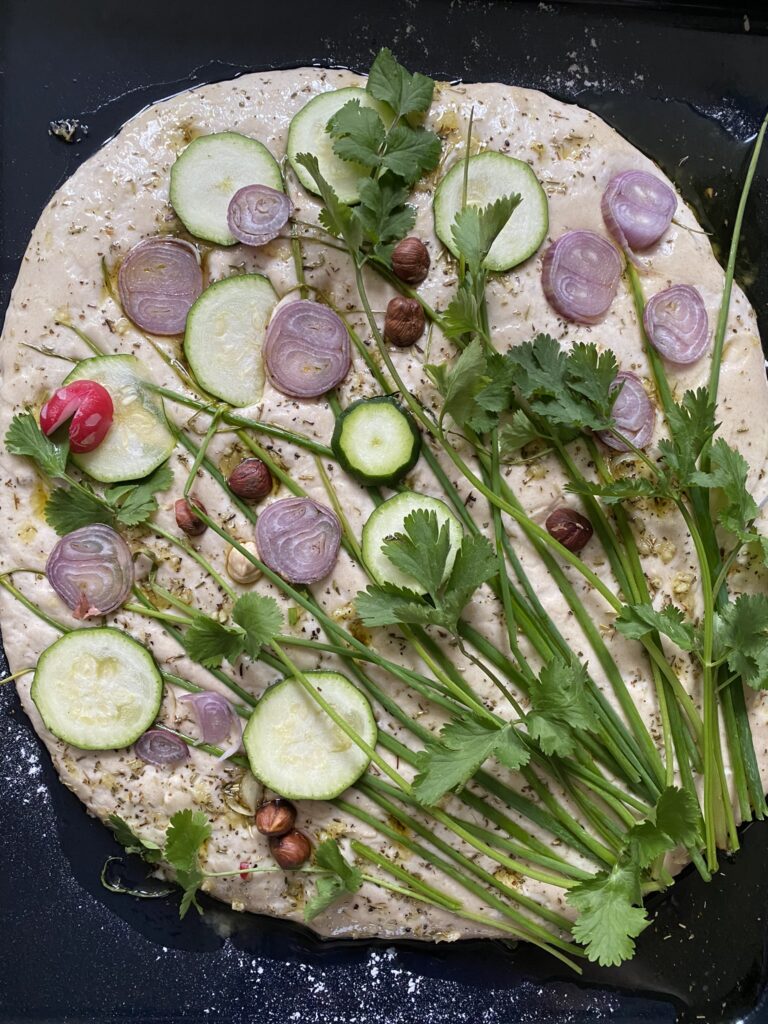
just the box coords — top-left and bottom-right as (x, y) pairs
(243, 671), (376, 800)
(434, 152), (549, 271)
(362, 491), (463, 590)
(31, 628), (163, 750)
(183, 274), (277, 407)
(331, 397), (421, 486)
(287, 88), (391, 205)
(170, 132), (283, 246)
(64, 355), (175, 483)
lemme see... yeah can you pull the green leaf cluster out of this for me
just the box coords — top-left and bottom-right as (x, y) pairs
(355, 508), (497, 633)
(182, 593), (284, 668)
(304, 839), (363, 921)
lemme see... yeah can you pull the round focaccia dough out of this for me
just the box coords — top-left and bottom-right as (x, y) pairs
(1, 67), (767, 942)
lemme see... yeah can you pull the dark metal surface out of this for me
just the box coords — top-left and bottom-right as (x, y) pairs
(2, 2), (768, 1021)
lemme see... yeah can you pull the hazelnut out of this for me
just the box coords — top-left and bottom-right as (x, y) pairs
(545, 507), (593, 553)
(226, 541), (262, 585)
(384, 296), (425, 347)
(269, 829), (312, 869)
(228, 458), (272, 503)
(175, 497), (207, 536)
(255, 798), (296, 837)
(391, 237), (430, 285)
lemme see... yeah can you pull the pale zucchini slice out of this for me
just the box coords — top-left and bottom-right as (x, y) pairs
(64, 355), (175, 483)
(287, 87), (391, 205)
(362, 491), (463, 591)
(183, 274), (277, 407)
(31, 628), (163, 750)
(170, 132), (284, 246)
(243, 671), (377, 800)
(434, 152), (549, 271)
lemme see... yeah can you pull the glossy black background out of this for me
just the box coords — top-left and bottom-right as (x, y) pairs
(2, 2), (768, 1021)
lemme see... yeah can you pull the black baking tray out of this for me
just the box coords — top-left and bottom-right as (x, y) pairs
(2, 2), (768, 1021)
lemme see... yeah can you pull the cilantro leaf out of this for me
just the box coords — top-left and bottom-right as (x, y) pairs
(565, 343), (619, 421)
(440, 282), (485, 341)
(451, 195), (521, 274)
(304, 839), (362, 922)
(526, 656), (598, 758)
(691, 438), (758, 536)
(441, 532), (498, 621)
(497, 412), (541, 459)
(382, 509), (451, 599)
(567, 477), (659, 506)
(354, 584), (442, 628)
(627, 787), (700, 868)
(381, 124), (441, 184)
(45, 485), (115, 534)
(713, 593), (768, 688)
(231, 593), (284, 658)
(183, 616), (247, 668)
(178, 866), (206, 918)
(427, 336), (488, 429)
(568, 863), (649, 966)
(615, 603), (696, 652)
(5, 411), (69, 478)
(657, 389), (717, 485)
(164, 809), (212, 874)
(105, 462), (174, 527)
(366, 48), (435, 117)
(294, 153), (363, 251)
(413, 717), (530, 806)
(355, 177), (415, 254)
(108, 813), (162, 862)
(328, 100), (386, 168)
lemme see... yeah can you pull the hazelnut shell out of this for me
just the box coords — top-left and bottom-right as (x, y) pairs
(391, 237), (430, 285)
(227, 458), (272, 503)
(545, 507), (593, 553)
(174, 497), (207, 536)
(384, 296), (425, 348)
(269, 829), (312, 869)
(255, 799), (297, 837)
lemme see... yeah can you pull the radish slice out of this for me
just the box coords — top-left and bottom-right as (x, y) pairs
(602, 171), (676, 255)
(541, 230), (622, 325)
(263, 301), (351, 398)
(227, 185), (293, 247)
(643, 285), (710, 365)
(118, 237), (203, 336)
(40, 379), (114, 454)
(256, 497), (341, 585)
(46, 524), (134, 619)
(598, 371), (655, 452)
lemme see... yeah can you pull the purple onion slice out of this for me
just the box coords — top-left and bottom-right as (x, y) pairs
(263, 301), (351, 398)
(256, 497), (341, 584)
(643, 284), (709, 365)
(227, 185), (293, 247)
(541, 230), (622, 325)
(135, 729), (189, 766)
(46, 524), (134, 619)
(179, 691), (233, 745)
(602, 171), (677, 255)
(118, 237), (203, 336)
(598, 371), (655, 452)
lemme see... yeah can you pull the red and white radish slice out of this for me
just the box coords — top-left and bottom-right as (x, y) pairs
(40, 379), (114, 453)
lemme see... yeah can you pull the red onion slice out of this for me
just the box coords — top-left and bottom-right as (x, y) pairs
(256, 497), (341, 584)
(541, 231), (622, 325)
(135, 729), (189, 766)
(642, 285), (709, 365)
(118, 237), (203, 336)
(46, 524), (134, 619)
(602, 171), (676, 255)
(179, 691), (233, 745)
(263, 301), (351, 398)
(598, 371), (655, 452)
(227, 185), (293, 247)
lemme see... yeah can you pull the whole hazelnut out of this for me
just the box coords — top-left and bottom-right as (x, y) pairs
(545, 507), (593, 553)
(269, 829), (312, 869)
(391, 237), (430, 285)
(255, 798), (296, 837)
(228, 458), (272, 503)
(175, 497), (207, 536)
(226, 541), (262, 585)
(384, 296), (425, 347)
